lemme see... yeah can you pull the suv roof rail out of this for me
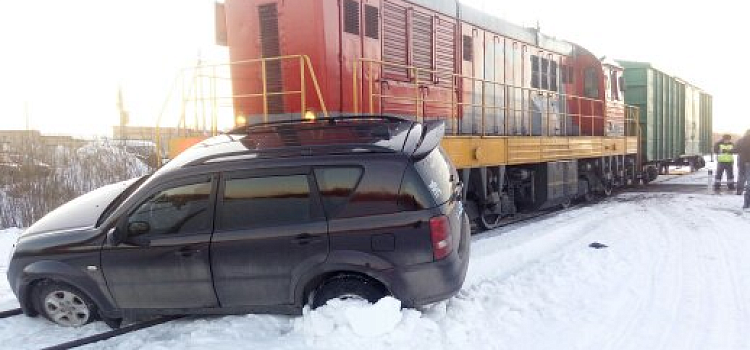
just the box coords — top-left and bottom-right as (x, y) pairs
(186, 144), (395, 167)
(227, 115), (412, 134)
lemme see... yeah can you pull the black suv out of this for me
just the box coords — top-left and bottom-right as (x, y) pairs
(6, 116), (470, 327)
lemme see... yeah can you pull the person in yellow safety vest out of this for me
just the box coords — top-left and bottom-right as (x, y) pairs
(714, 134), (736, 191)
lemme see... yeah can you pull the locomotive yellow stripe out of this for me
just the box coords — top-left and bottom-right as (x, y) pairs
(442, 136), (638, 169)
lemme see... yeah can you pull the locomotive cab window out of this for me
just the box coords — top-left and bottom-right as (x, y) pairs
(531, 55), (540, 89)
(610, 71), (620, 101)
(550, 61), (558, 91)
(584, 67), (598, 98)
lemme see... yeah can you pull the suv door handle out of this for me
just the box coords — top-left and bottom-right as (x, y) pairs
(291, 233), (322, 245)
(175, 246), (201, 257)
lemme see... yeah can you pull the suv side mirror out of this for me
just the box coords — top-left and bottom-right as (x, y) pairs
(128, 221), (150, 236)
(108, 227), (127, 246)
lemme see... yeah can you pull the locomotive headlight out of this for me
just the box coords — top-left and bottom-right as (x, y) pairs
(303, 110), (316, 121)
(235, 115), (247, 126)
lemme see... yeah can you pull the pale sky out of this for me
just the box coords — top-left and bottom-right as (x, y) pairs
(0, 0), (746, 136)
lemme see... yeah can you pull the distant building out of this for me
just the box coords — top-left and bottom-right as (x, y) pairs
(0, 130), (42, 147)
(0, 130), (87, 151)
(112, 125), (207, 157)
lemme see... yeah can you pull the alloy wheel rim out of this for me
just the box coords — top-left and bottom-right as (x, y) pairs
(43, 290), (90, 327)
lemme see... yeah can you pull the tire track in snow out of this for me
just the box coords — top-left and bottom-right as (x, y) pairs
(699, 203), (750, 349)
(600, 201), (675, 350)
(601, 195), (750, 350)
(465, 204), (616, 288)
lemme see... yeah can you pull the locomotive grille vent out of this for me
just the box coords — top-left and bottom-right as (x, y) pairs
(344, 0), (360, 35)
(383, 1), (408, 80)
(258, 3), (283, 114)
(364, 5), (379, 39)
(411, 11), (433, 73)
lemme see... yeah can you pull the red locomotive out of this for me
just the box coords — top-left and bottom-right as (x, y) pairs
(215, 0), (641, 229)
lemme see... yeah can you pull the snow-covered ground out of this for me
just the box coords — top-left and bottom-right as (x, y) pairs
(1, 168), (750, 349)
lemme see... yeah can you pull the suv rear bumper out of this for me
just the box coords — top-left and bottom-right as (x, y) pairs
(387, 215), (470, 307)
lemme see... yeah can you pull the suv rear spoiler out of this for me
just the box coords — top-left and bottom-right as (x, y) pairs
(411, 120), (445, 159)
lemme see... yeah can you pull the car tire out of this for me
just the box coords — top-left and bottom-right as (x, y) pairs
(33, 281), (97, 327)
(310, 275), (387, 309)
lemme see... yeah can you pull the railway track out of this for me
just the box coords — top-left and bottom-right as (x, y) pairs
(0, 307), (179, 350)
(478, 178), (715, 232)
(0, 307), (22, 319)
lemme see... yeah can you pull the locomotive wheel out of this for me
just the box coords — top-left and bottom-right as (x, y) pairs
(560, 198), (572, 209)
(580, 179), (594, 202)
(478, 211), (503, 230)
(602, 180), (614, 196)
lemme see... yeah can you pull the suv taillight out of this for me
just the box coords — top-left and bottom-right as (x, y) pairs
(430, 215), (451, 260)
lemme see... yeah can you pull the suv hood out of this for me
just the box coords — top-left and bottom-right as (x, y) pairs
(22, 178), (139, 237)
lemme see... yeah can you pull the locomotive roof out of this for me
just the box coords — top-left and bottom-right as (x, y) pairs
(408, 0), (576, 56)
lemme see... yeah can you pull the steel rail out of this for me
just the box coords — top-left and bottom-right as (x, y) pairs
(0, 308), (22, 319)
(40, 316), (181, 350)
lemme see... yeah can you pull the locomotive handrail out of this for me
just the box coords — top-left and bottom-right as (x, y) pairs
(155, 55), (330, 166)
(353, 58), (636, 139)
(177, 54), (329, 122)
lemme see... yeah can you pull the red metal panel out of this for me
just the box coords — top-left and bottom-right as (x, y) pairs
(339, 0), (362, 113)
(421, 12), (455, 124)
(382, 0), (408, 81)
(569, 52), (605, 136)
(225, 0), (340, 121)
(378, 1), (455, 120)
(434, 16), (455, 86)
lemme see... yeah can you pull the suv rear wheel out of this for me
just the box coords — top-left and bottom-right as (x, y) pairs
(33, 281), (97, 327)
(310, 275), (388, 309)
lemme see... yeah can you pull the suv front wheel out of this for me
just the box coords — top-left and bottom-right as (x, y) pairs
(32, 281), (97, 327)
(310, 275), (388, 309)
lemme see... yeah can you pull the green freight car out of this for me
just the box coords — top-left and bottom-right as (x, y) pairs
(618, 61), (713, 171)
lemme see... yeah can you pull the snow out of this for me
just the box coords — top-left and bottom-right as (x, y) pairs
(2, 168), (750, 349)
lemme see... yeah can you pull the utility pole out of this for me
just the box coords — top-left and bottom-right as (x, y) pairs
(24, 102), (30, 131)
(117, 85), (129, 143)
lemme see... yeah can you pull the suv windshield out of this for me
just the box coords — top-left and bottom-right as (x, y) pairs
(96, 175), (150, 227)
(413, 148), (455, 205)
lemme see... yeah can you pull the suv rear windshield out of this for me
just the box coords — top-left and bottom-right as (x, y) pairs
(413, 147), (454, 205)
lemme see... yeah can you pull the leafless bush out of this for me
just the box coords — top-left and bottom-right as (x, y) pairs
(1, 139), (152, 228)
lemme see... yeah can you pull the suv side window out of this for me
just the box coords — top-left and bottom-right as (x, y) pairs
(398, 168), (436, 211)
(314, 167), (363, 217)
(127, 180), (212, 236)
(220, 174), (312, 230)
(413, 148), (454, 205)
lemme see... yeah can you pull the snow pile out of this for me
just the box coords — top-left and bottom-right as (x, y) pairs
(0, 228), (21, 310)
(298, 297), (403, 338)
